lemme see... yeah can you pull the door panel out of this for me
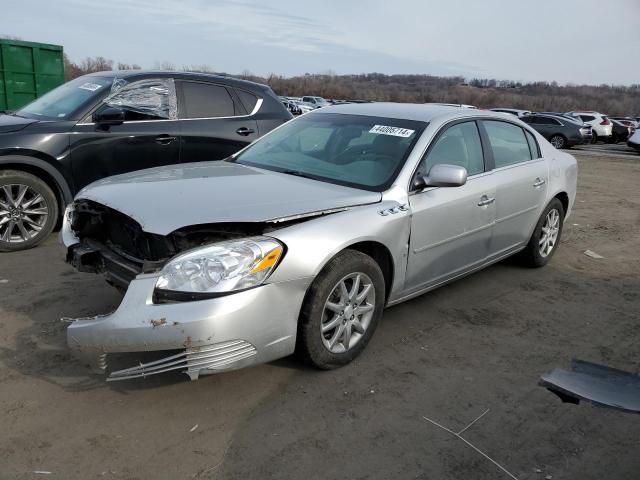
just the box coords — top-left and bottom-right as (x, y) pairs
(490, 160), (548, 255)
(179, 117), (258, 163)
(70, 120), (181, 191)
(406, 175), (496, 292)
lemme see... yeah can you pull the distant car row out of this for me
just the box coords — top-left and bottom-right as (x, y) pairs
(278, 96), (373, 115)
(277, 98), (638, 151)
(490, 108), (638, 149)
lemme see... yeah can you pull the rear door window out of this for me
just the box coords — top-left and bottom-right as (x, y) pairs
(580, 115), (596, 122)
(179, 81), (236, 119)
(483, 120), (533, 168)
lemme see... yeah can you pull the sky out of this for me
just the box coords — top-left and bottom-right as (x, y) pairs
(2, 0), (640, 85)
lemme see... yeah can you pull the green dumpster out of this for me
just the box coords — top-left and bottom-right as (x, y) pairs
(0, 39), (64, 112)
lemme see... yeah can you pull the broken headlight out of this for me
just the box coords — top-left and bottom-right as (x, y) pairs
(155, 237), (283, 297)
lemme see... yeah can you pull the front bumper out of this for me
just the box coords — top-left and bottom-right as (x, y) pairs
(66, 274), (312, 380)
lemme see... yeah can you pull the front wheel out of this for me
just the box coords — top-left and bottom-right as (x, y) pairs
(519, 198), (565, 268)
(296, 249), (385, 369)
(0, 170), (58, 252)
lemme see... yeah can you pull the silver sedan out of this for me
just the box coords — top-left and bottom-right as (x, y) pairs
(62, 103), (577, 381)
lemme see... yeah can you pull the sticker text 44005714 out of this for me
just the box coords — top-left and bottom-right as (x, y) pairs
(369, 125), (415, 138)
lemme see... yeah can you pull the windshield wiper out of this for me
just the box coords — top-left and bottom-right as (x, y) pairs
(279, 169), (317, 180)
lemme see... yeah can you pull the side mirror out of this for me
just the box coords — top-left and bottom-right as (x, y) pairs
(93, 106), (125, 126)
(413, 164), (468, 190)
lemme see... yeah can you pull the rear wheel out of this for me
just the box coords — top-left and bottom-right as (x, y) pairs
(549, 134), (566, 149)
(519, 198), (564, 268)
(297, 249), (385, 369)
(0, 170), (58, 252)
(591, 132), (598, 144)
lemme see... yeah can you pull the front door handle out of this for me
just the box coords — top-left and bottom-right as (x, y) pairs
(236, 127), (255, 136)
(477, 195), (495, 207)
(533, 178), (546, 188)
(155, 135), (176, 145)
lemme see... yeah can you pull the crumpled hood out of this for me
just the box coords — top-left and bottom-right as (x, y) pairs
(0, 114), (39, 133)
(76, 162), (382, 234)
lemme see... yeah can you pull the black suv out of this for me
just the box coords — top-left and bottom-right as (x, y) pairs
(0, 71), (292, 251)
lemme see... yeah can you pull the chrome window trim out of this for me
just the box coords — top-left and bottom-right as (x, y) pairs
(490, 156), (546, 173)
(76, 98), (263, 126)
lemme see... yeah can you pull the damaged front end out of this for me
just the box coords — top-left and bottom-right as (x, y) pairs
(66, 199), (275, 291)
(61, 199), (317, 381)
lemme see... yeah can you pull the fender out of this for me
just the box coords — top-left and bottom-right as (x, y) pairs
(0, 152), (74, 204)
(267, 200), (411, 303)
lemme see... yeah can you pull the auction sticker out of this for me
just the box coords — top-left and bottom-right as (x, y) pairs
(369, 125), (415, 137)
(78, 83), (103, 92)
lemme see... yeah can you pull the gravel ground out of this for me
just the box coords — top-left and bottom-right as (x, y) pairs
(1, 153), (639, 480)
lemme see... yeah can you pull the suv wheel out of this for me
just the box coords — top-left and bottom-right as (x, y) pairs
(297, 249), (385, 369)
(591, 132), (598, 144)
(0, 170), (58, 252)
(550, 134), (566, 149)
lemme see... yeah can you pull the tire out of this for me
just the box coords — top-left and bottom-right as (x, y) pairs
(519, 198), (564, 268)
(296, 249), (386, 369)
(0, 170), (58, 252)
(591, 132), (598, 144)
(549, 134), (566, 149)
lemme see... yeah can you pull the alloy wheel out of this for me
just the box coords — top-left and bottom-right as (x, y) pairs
(539, 208), (560, 258)
(321, 272), (376, 354)
(0, 184), (49, 243)
(550, 135), (564, 149)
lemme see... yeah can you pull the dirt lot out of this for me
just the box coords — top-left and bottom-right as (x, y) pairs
(1, 153), (639, 480)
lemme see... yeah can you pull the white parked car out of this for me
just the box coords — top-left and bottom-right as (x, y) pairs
(490, 108), (532, 117)
(567, 112), (613, 143)
(302, 96), (330, 108)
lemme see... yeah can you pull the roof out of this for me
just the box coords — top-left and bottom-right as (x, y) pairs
(84, 70), (270, 91)
(314, 102), (501, 123)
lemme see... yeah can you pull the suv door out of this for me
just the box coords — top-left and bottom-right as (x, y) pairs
(177, 80), (259, 162)
(405, 120), (496, 293)
(70, 78), (181, 191)
(481, 120), (548, 257)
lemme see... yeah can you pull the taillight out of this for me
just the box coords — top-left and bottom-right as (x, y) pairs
(600, 118), (610, 125)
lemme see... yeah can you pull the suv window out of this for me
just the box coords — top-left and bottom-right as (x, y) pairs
(235, 89), (259, 114)
(539, 116), (561, 126)
(483, 120), (532, 167)
(420, 121), (485, 177)
(180, 81), (235, 119)
(579, 115), (596, 122)
(521, 116), (537, 124)
(104, 78), (177, 121)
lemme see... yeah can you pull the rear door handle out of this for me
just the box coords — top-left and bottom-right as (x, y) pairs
(533, 178), (546, 188)
(477, 195), (495, 207)
(155, 135), (176, 145)
(236, 127), (255, 136)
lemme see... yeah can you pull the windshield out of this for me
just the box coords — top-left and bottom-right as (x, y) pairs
(16, 76), (113, 120)
(234, 113), (426, 191)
